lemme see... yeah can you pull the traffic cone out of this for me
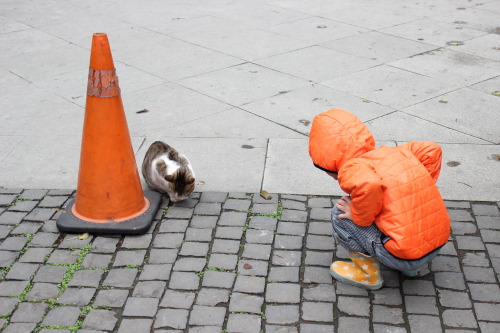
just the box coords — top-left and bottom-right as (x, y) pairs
(57, 33), (161, 235)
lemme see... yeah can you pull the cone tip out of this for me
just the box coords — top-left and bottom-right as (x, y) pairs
(92, 32), (108, 42)
(90, 32), (114, 70)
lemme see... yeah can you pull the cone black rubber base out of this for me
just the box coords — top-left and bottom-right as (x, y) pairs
(56, 191), (162, 235)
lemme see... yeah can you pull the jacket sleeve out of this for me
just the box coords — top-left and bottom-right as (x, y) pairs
(400, 141), (442, 183)
(338, 161), (383, 227)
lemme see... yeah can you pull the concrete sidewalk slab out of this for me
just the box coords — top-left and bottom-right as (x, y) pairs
(0, 1), (94, 29)
(156, 16), (256, 41)
(0, 136), (145, 190)
(178, 63), (309, 106)
(255, 46), (379, 83)
(265, 17), (368, 44)
(241, 84), (394, 135)
(136, 137), (268, 193)
(371, 0), (476, 16)
(478, 1), (500, 12)
(263, 138), (345, 196)
(446, 34), (500, 61)
(0, 16), (30, 34)
(261, 0), (355, 17)
(193, 28), (312, 62)
(434, 6), (500, 32)
(40, 15), (137, 48)
(389, 48), (500, 85)
(113, 29), (244, 81)
(0, 29), (66, 59)
(0, 85), (83, 136)
(365, 112), (487, 144)
(380, 19), (488, 47)
(263, 138), (401, 196)
(322, 65), (461, 109)
(402, 88), (500, 144)
(324, 3), (423, 30)
(320, 31), (437, 63)
(434, 144), (500, 202)
(208, 1), (310, 28)
(469, 75), (500, 95)
(161, 108), (305, 139)
(156, 16), (312, 62)
(0, 42), (88, 83)
(0, 137), (22, 162)
(122, 82), (232, 136)
(36, 63), (165, 109)
(0, 67), (27, 88)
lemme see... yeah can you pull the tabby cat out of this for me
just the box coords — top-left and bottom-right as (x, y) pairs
(141, 141), (195, 202)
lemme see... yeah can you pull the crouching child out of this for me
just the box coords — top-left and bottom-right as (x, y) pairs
(308, 109), (450, 290)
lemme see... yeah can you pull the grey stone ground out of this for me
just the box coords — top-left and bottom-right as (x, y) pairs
(1, 189), (500, 332)
(1, 0), (500, 332)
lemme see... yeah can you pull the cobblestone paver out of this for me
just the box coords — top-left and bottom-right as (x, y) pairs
(0, 189), (499, 332)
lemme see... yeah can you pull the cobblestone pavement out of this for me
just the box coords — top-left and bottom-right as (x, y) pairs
(0, 188), (499, 332)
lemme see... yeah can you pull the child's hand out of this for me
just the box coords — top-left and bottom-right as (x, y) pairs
(336, 196), (352, 220)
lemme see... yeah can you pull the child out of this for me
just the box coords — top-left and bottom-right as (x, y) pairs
(309, 109), (450, 290)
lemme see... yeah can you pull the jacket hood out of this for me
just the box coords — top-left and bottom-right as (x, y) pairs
(309, 109), (375, 172)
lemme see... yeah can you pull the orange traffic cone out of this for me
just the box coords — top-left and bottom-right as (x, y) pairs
(57, 33), (161, 234)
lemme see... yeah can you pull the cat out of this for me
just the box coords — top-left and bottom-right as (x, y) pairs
(141, 141), (195, 202)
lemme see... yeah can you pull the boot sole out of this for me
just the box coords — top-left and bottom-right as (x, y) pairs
(330, 267), (383, 290)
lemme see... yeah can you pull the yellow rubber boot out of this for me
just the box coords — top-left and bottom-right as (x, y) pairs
(330, 252), (383, 290)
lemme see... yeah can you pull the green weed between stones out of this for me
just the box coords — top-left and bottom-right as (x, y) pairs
(86, 266), (109, 272)
(1, 318), (9, 331)
(7, 197), (36, 207)
(0, 233), (36, 280)
(22, 233), (34, 242)
(34, 325), (72, 332)
(73, 305), (109, 331)
(0, 262), (14, 280)
(19, 233), (34, 254)
(252, 202), (283, 220)
(45, 298), (57, 309)
(17, 282), (34, 302)
(53, 243), (93, 298)
(33, 305), (109, 333)
(205, 267), (227, 272)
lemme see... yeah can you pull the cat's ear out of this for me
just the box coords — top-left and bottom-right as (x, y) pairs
(165, 174), (175, 182)
(187, 177), (195, 185)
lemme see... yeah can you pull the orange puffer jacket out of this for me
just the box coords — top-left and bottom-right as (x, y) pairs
(309, 109), (450, 260)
